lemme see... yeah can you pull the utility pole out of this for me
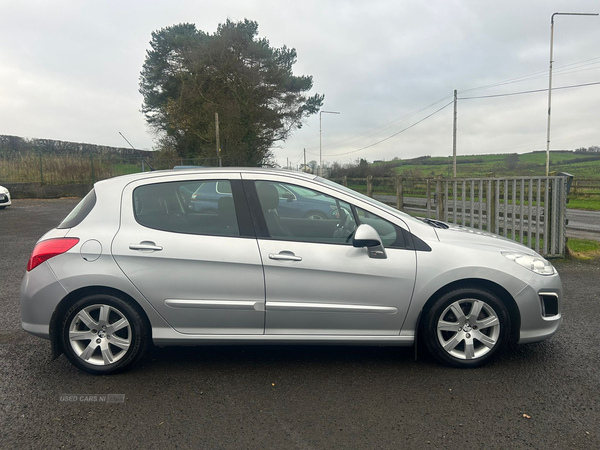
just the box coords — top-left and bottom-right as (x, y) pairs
(453, 89), (457, 178)
(545, 12), (598, 176)
(286, 157), (289, 170)
(215, 112), (222, 167)
(303, 148), (306, 172)
(319, 110), (340, 177)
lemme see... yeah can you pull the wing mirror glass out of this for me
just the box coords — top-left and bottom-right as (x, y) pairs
(353, 224), (387, 259)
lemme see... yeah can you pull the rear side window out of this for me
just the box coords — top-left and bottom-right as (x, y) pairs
(133, 180), (240, 237)
(58, 189), (96, 229)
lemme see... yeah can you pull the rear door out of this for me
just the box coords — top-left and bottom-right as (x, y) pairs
(112, 173), (265, 335)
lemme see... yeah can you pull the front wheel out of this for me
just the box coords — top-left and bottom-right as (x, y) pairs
(60, 294), (148, 374)
(422, 287), (510, 368)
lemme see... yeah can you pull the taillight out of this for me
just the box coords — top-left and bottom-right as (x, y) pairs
(27, 238), (80, 271)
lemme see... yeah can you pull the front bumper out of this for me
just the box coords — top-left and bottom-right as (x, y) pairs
(515, 272), (563, 344)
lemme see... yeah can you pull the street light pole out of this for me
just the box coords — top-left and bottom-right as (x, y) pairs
(319, 110), (340, 177)
(546, 12), (598, 176)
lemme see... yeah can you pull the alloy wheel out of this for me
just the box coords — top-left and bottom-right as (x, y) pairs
(436, 299), (501, 360)
(68, 304), (132, 366)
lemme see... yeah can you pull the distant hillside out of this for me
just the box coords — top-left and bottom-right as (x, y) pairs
(0, 135), (153, 157)
(377, 151), (600, 179)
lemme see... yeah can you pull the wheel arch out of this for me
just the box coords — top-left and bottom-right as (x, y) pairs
(417, 278), (521, 343)
(49, 286), (153, 360)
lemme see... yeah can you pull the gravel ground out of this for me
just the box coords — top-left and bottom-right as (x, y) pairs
(1, 199), (599, 449)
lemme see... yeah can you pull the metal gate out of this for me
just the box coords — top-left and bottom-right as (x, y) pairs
(421, 177), (569, 257)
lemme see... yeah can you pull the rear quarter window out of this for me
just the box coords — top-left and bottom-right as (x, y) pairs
(57, 189), (97, 229)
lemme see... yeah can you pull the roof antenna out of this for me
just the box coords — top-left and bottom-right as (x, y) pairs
(119, 131), (137, 151)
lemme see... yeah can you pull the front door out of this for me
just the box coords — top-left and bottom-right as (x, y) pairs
(246, 176), (417, 336)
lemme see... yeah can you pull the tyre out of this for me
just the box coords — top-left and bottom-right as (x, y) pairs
(422, 287), (510, 368)
(60, 293), (148, 374)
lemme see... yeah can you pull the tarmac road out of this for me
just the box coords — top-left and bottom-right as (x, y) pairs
(567, 209), (600, 236)
(1, 199), (599, 449)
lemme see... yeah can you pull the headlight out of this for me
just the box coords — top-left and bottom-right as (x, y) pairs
(502, 252), (556, 275)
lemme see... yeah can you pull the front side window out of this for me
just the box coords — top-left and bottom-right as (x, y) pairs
(255, 181), (355, 244)
(133, 180), (239, 236)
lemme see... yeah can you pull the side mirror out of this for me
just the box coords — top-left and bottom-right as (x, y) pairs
(282, 193), (295, 202)
(353, 224), (387, 259)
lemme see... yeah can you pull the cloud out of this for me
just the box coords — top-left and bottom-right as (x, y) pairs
(0, 0), (598, 165)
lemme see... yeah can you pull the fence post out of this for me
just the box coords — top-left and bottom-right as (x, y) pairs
(547, 179), (554, 255)
(141, 157), (145, 173)
(367, 175), (373, 197)
(436, 180), (444, 219)
(559, 177), (567, 256)
(39, 152), (44, 185)
(396, 175), (403, 211)
(489, 179), (497, 233)
(90, 155), (95, 183)
(342, 175), (347, 187)
(426, 180), (431, 218)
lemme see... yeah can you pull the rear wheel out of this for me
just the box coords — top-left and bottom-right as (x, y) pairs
(422, 287), (510, 368)
(60, 294), (147, 374)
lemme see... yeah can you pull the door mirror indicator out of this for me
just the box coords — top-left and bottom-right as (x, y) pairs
(353, 224), (387, 259)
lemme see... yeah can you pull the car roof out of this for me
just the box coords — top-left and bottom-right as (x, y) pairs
(95, 167), (317, 189)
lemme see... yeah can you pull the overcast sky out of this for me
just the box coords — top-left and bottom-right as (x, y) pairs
(1, 0), (599, 168)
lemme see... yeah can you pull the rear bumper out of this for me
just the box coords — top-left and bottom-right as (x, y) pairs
(20, 263), (67, 340)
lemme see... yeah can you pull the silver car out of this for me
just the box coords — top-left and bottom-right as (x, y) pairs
(20, 168), (562, 374)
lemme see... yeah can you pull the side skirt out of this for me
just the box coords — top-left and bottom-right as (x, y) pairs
(152, 329), (415, 346)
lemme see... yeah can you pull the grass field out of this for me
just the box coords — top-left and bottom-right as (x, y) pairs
(567, 238), (600, 259)
(380, 151), (600, 179)
(370, 151), (600, 210)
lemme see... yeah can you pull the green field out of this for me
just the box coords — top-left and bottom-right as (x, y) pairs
(371, 151), (600, 211)
(376, 151), (600, 179)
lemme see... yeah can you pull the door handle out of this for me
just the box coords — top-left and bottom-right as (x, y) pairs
(268, 252), (302, 262)
(129, 241), (163, 252)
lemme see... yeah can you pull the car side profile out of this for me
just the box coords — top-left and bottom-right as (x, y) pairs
(20, 168), (562, 374)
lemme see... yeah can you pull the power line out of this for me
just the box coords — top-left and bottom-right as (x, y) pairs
(458, 80), (600, 100)
(325, 101), (454, 157)
(306, 93), (454, 152)
(460, 56), (600, 93)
